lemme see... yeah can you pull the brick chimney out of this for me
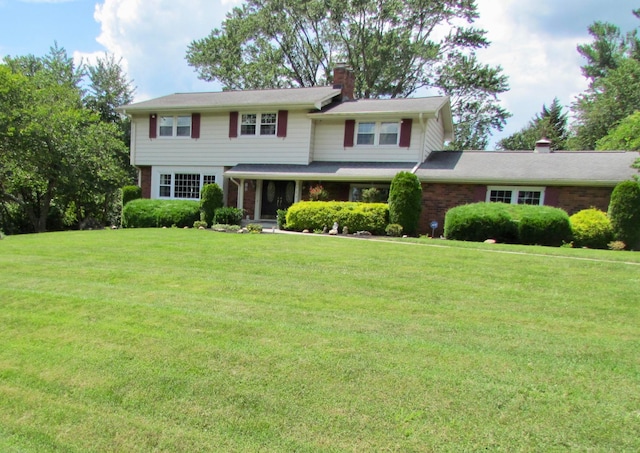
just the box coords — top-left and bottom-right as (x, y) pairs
(534, 138), (552, 153)
(333, 63), (355, 101)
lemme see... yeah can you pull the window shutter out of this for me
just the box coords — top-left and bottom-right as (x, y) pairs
(474, 185), (487, 202)
(344, 119), (355, 147)
(544, 187), (559, 206)
(277, 110), (288, 137)
(191, 113), (200, 139)
(149, 114), (157, 139)
(399, 118), (412, 147)
(229, 111), (238, 138)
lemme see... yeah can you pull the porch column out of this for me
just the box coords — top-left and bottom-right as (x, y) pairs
(237, 178), (245, 210)
(254, 180), (263, 220)
(294, 180), (302, 203)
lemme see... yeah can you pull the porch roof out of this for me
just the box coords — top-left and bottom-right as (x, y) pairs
(224, 162), (416, 181)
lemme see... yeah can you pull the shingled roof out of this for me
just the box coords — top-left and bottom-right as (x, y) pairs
(118, 86), (343, 112)
(225, 151), (639, 186)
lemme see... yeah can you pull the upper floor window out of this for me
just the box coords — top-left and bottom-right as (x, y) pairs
(487, 186), (545, 205)
(159, 115), (191, 137)
(357, 121), (399, 146)
(241, 113), (277, 136)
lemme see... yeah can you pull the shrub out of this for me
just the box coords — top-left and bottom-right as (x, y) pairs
(608, 240), (626, 251)
(385, 223), (403, 237)
(388, 172), (422, 236)
(286, 201), (388, 235)
(193, 220), (208, 229)
(608, 180), (640, 250)
(213, 207), (244, 225)
(444, 203), (518, 243)
(122, 185), (142, 206)
(122, 199), (200, 228)
(444, 202), (572, 246)
(200, 183), (223, 226)
(276, 209), (288, 230)
(247, 223), (263, 233)
(515, 205), (572, 247)
(569, 208), (614, 249)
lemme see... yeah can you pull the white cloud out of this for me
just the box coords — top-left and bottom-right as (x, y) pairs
(474, 0), (592, 147)
(94, 0), (234, 101)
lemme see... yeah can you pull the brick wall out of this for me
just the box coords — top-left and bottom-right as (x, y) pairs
(418, 183), (615, 237)
(554, 186), (612, 215)
(139, 166), (151, 198)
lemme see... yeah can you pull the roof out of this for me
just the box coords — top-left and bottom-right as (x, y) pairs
(224, 151), (639, 186)
(118, 86), (342, 113)
(416, 151), (639, 186)
(312, 96), (454, 141)
(225, 162), (417, 181)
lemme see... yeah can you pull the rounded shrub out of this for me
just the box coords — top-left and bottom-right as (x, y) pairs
(570, 208), (614, 249)
(122, 185), (142, 206)
(608, 180), (640, 250)
(444, 202), (518, 243)
(213, 207), (244, 226)
(285, 201), (388, 235)
(388, 171), (422, 236)
(122, 199), (200, 228)
(200, 183), (224, 226)
(515, 205), (572, 247)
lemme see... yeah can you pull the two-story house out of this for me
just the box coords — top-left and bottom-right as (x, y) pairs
(119, 66), (638, 235)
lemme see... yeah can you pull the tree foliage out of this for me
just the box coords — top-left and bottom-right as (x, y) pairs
(186, 0), (510, 149)
(0, 45), (134, 233)
(571, 10), (640, 150)
(498, 98), (568, 151)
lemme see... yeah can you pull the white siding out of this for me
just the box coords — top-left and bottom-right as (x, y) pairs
(133, 111), (313, 167)
(312, 119), (422, 163)
(424, 116), (445, 153)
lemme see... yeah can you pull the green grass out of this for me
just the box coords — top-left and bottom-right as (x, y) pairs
(0, 229), (638, 452)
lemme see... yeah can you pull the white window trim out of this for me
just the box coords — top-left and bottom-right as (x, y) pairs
(158, 114), (192, 139)
(356, 121), (400, 146)
(239, 112), (278, 137)
(486, 186), (546, 205)
(153, 167), (223, 200)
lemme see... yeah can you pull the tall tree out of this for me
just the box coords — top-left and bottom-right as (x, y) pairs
(0, 46), (131, 233)
(571, 9), (640, 150)
(498, 98), (568, 151)
(186, 0), (510, 149)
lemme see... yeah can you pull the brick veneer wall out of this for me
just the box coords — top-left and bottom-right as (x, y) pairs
(418, 183), (615, 237)
(139, 166), (151, 198)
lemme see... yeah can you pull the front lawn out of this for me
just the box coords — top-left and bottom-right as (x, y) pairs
(0, 230), (638, 451)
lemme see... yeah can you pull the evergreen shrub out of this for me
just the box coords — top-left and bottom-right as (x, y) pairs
(213, 207), (244, 225)
(122, 199), (200, 228)
(285, 201), (388, 235)
(200, 183), (223, 226)
(608, 180), (640, 250)
(122, 185), (142, 206)
(388, 172), (422, 236)
(569, 208), (614, 249)
(444, 202), (572, 246)
(444, 203), (518, 243)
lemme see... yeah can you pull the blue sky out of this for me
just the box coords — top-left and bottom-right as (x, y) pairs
(1, 0), (638, 148)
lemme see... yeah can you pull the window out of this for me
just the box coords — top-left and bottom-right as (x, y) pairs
(158, 173), (217, 199)
(350, 184), (391, 202)
(158, 115), (191, 137)
(487, 186), (545, 205)
(159, 174), (172, 197)
(240, 112), (277, 136)
(356, 121), (399, 146)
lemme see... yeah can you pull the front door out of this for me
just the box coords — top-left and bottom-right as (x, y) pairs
(261, 180), (295, 219)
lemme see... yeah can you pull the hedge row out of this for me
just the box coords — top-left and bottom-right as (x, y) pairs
(444, 202), (572, 246)
(285, 201), (389, 235)
(122, 199), (200, 228)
